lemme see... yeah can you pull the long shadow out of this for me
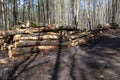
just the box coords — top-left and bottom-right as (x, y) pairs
(13, 52), (39, 80)
(25, 59), (53, 71)
(7, 49), (39, 80)
(70, 53), (76, 80)
(68, 30), (120, 80)
(80, 35), (120, 79)
(51, 31), (62, 80)
(7, 28), (43, 80)
(7, 54), (32, 80)
(79, 69), (87, 80)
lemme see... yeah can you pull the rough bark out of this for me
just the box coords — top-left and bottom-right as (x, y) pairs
(0, 0), (5, 30)
(13, 0), (18, 24)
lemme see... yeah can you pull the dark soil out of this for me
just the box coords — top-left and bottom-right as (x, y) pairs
(0, 28), (120, 80)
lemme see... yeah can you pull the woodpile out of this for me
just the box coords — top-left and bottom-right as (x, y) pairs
(110, 23), (119, 29)
(0, 23), (118, 59)
(7, 28), (101, 59)
(97, 23), (119, 29)
(0, 58), (11, 64)
(0, 31), (9, 50)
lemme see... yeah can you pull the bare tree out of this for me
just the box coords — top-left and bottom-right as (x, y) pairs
(28, 0), (32, 21)
(22, 0), (25, 22)
(5, 0), (9, 30)
(0, 0), (5, 30)
(13, 0), (18, 25)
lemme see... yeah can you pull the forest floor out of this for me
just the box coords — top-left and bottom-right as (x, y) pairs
(0, 28), (120, 80)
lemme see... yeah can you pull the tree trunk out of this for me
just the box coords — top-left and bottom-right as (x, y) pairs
(22, 0), (25, 22)
(112, 0), (115, 23)
(13, 0), (18, 25)
(5, 0), (9, 30)
(28, 0), (32, 21)
(46, 0), (50, 24)
(38, 0), (40, 23)
(0, 0), (5, 30)
(73, 0), (79, 28)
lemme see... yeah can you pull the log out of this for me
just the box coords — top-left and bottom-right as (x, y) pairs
(5, 30), (28, 36)
(4, 28), (43, 36)
(14, 40), (69, 47)
(0, 58), (11, 64)
(14, 35), (59, 41)
(8, 46), (57, 57)
(4, 27), (79, 37)
(70, 32), (90, 40)
(0, 39), (4, 44)
(14, 32), (59, 37)
(3, 25), (105, 37)
(68, 29), (86, 35)
(97, 23), (110, 29)
(14, 38), (69, 42)
(0, 31), (4, 36)
(8, 45), (14, 58)
(110, 23), (119, 29)
(70, 38), (87, 46)
(0, 36), (3, 39)
(39, 32), (59, 35)
(17, 27), (78, 33)
(91, 28), (107, 34)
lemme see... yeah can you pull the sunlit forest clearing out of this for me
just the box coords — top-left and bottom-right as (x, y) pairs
(0, 0), (120, 80)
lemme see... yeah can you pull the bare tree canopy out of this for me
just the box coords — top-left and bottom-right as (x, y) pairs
(0, 0), (120, 30)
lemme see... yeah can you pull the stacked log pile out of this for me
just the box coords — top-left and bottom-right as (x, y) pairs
(0, 31), (9, 50)
(7, 27), (103, 58)
(0, 31), (3, 49)
(7, 27), (76, 58)
(0, 23), (119, 59)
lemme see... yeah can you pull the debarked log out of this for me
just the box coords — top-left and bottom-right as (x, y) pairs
(0, 36), (3, 39)
(70, 38), (87, 46)
(14, 35), (59, 41)
(0, 31), (5, 36)
(32, 32), (59, 36)
(8, 46), (57, 57)
(12, 27), (78, 33)
(14, 32), (59, 37)
(4, 30), (29, 36)
(70, 32), (90, 40)
(14, 40), (69, 47)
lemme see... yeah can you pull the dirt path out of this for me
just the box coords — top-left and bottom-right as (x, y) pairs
(0, 29), (120, 80)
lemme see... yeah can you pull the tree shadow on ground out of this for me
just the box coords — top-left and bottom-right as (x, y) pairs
(80, 35), (120, 80)
(7, 51), (38, 80)
(6, 28), (43, 80)
(5, 29), (120, 80)
(70, 52), (76, 80)
(51, 31), (62, 80)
